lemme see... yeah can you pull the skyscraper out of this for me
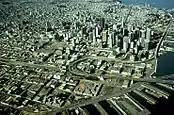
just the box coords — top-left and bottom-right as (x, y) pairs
(88, 32), (93, 43)
(134, 44), (139, 54)
(140, 37), (145, 48)
(81, 26), (86, 36)
(121, 17), (124, 28)
(102, 30), (108, 43)
(141, 29), (146, 38)
(93, 29), (96, 44)
(100, 18), (105, 29)
(113, 24), (117, 31)
(71, 37), (75, 47)
(135, 28), (140, 39)
(146, 28), (151, 41)
(145, 39), (150, 51)
(128, 32), (133, 43)
(108, 32), (113, 48)
(115, 35), (119, 47)
(123, 28), (129, 36)
(96, 26), (100, 38)
(123, 36), (129, 52)
(128, 24), (133, 32)
(64, 33), (69, 41)
(112, 32), (116, 45)
(130, 41), (134, 49)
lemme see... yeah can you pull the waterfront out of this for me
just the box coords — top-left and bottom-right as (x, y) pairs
(122, 0), (174, 9)
(0, 0), (174, 114)
(156, 52), (174, 76)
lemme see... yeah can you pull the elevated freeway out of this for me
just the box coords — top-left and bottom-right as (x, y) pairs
(48, 82), (145, 114)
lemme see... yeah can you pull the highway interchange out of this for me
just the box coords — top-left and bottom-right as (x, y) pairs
(0, 12), (171, 114)
(0, 1), (174, 114)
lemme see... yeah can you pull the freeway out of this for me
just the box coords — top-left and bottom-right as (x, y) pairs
(0, 58), (60, 71)
(155, 18), (173, 58)
(48, 82), (145, 114)
(103, 74), (174, 84)
(70, 67), (174, 85)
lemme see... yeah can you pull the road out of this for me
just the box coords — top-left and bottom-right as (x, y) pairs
(0, 58), (60, 71)
(48, 82), (145, 114)
(0, 7), (172, 115)
(155, 18), (173, 58)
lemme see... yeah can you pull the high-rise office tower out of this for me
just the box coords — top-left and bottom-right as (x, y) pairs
(123, 28), (129, 36)
(119, 36), (123, 49)
(81, 26), (86, 36)
(146, 28), (151, 41)
(75, 22), (80, 30)
(66, 47), (70, 54)
(135, 28), (140, 39)
(140, 37), (145, 47)
(130, 41), (134, 49)
(113, 24), (117, 31)
(98, 39), (103, 48)
(141, 29), (146, 38)
(115, 35), (119, 47)
(96, 26), (100, 38)
(145, 39), (150, 51)
(87, 26), (93, 33)
(128, 32), (133, 43)
(100, 18), (105, 29)
(134, 44), (139, 54)
(132, 30), (136, 41)
(123, 36), (129, 52)
(121, 17), (124, 28)
(128, 24), (133, 32)
(112, 32), (116, 45)
(64, 33), (69, 41)
(137, 40), (141, 46)
(108, 32), (113, 48)
(71, 37), (75, 47)
(88, 32), (93, 43)
(104, 23), (108, 30)
(75, 37), (79, 44)
(102, 30), (108, 42)
(93, 29), (96, 44)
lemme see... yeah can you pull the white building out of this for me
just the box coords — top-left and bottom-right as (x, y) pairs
(108, 32), (113, 48)
(146, 28), (151, 40)
(102, 30), (107, 42)
(93, 29), (96, 44)
(123, 36), (129, 52)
